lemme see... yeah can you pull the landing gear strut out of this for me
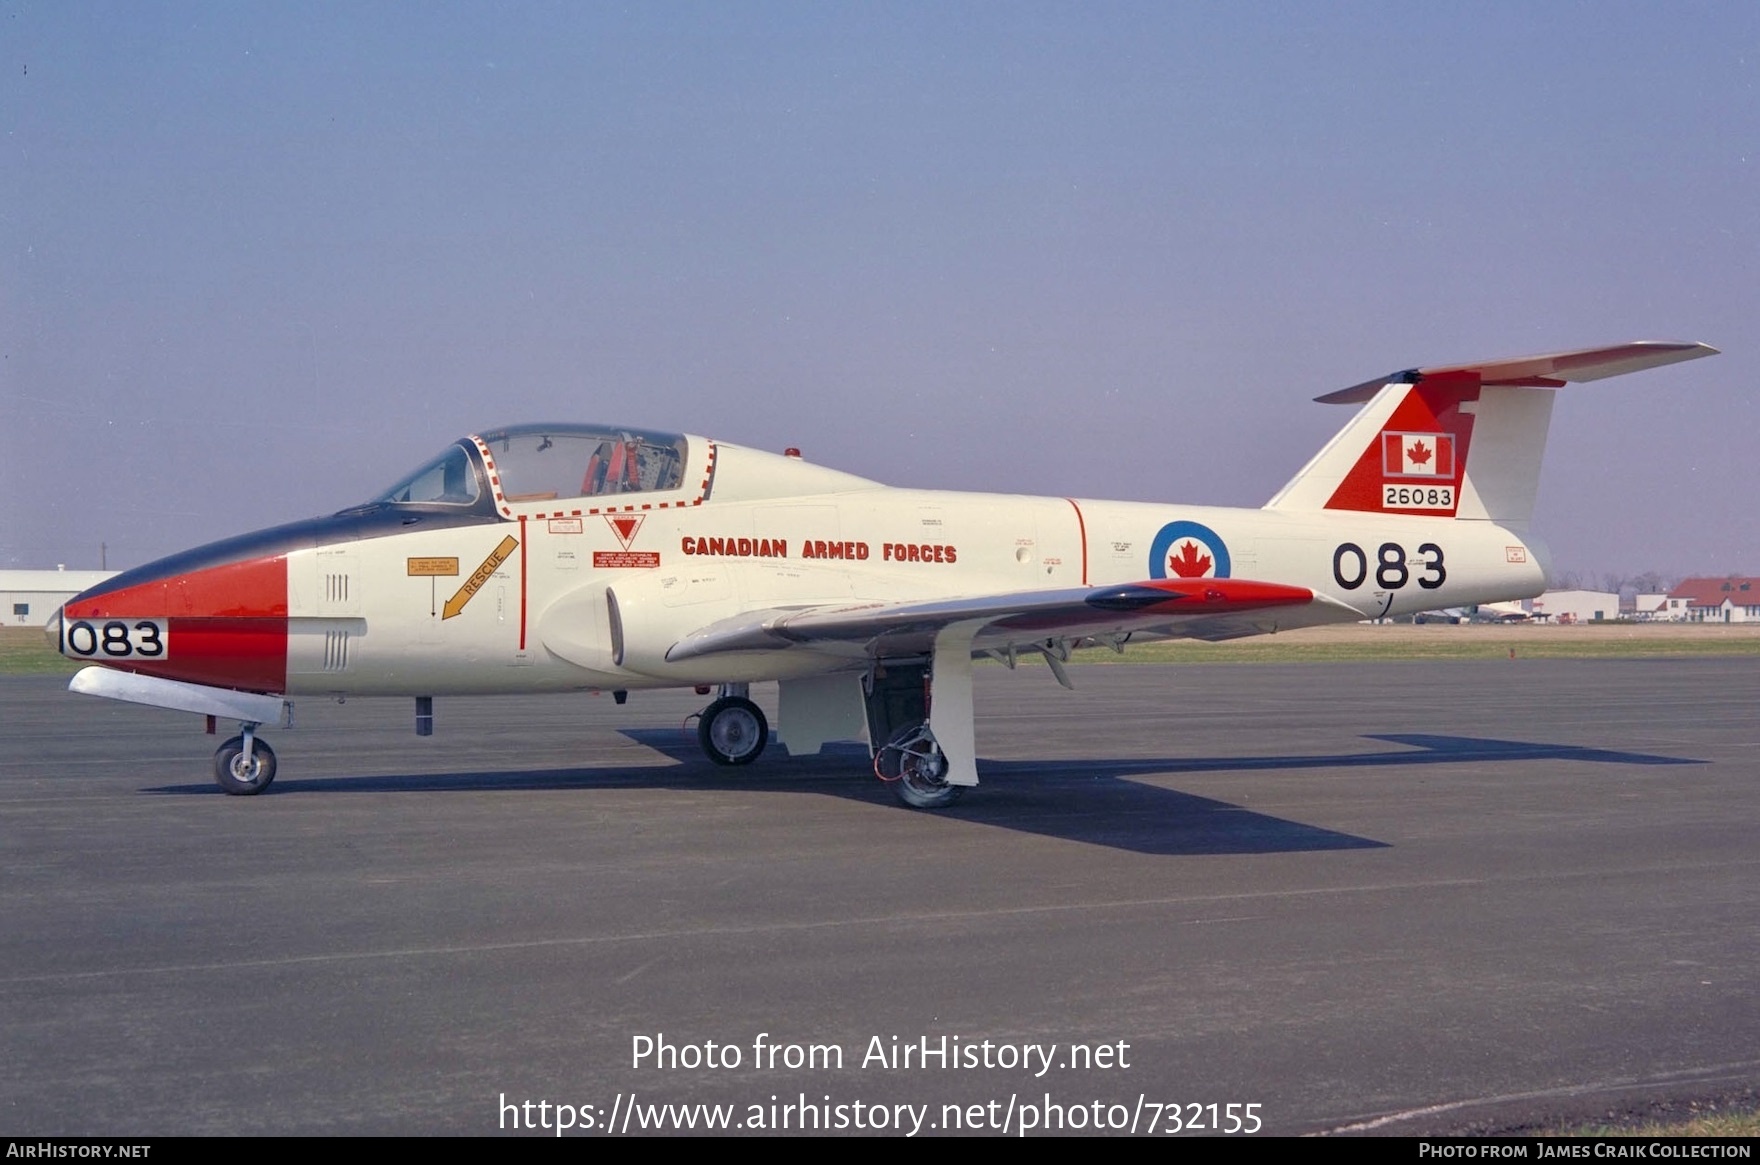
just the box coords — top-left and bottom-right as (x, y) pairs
(874, 722), (963, 809)
(213, 725), (277, 795)
(696, 685), (769, 766)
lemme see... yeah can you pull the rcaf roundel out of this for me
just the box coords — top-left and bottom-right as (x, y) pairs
(1148, 521), (1231, 580)
(1383, 432), (1455, 478)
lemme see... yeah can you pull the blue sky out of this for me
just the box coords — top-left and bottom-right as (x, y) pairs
(4, 2), (1753, 578)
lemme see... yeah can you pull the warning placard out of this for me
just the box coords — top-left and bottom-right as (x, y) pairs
(593, 551), (660, 568)
(407, 557), (460, 576)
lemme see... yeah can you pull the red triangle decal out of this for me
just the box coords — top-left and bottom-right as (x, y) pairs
(605, 515), (644, 550)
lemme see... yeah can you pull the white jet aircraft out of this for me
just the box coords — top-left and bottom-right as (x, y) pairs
(53, 340), (1716, 807)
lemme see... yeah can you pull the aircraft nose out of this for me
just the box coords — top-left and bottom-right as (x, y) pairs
(59, 547), (290, 694)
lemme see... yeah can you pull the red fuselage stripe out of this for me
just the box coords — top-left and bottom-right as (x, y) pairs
(518, 515), (529, 651)
(1065, 498), (1089, 586)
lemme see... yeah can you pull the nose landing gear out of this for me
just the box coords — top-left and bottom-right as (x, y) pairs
(694, 684), (769, 766)
(213, 726), (277, 795)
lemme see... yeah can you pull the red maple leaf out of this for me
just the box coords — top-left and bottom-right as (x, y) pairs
(1169, 540), (1213, 578)
(1407, 440), (1432, 466)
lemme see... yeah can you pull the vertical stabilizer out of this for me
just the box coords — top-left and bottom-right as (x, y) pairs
(1265, 341), (1716, 529)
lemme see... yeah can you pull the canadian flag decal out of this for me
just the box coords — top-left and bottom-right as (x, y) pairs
(1383, 432), (1455, 478)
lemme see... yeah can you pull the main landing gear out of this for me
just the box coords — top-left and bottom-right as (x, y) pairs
(863, 652), (976, 810)
(213, 725), (277, 795)
(695, 684), (769, 766)
(689, 647), (979, 810)
(873, 721), (962, 809)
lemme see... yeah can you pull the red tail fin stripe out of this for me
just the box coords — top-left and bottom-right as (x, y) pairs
(1324, 381), (1477, 514)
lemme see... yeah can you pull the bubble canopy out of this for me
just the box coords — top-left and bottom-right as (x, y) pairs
(370, 424), (691, 513)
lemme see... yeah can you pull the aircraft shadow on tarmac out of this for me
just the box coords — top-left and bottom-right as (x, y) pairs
(140, 731), (1700, 857)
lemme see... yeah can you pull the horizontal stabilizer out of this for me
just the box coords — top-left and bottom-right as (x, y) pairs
(1315, 341), (1718, 404)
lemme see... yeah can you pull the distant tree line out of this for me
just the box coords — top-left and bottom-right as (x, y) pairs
(1549, 571), (1678, 596)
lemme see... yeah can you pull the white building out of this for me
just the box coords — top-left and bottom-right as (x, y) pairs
(1632, 593), (1670, 620)
(0, 570), (118, 627)
(1528, 589), (1621, 624)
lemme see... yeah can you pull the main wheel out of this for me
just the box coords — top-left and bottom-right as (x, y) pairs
(214, 736), (277, 795)
(876, 723), (963, 809)
(697, 697), (769, 766)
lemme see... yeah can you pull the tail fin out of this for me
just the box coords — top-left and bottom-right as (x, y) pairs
(1265, 341), (1717, 528)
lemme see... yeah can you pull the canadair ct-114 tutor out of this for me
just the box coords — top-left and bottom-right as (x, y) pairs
(53, 340), (1716, 807)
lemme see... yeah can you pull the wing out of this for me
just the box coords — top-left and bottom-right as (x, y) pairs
(666, 577), (1353, 663)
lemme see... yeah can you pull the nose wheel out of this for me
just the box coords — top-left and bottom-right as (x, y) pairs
(214, 733), (277, 795)
(696, 696), (769, 766)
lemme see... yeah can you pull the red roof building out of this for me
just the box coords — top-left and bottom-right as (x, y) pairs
(1664, 577), (1760, 623)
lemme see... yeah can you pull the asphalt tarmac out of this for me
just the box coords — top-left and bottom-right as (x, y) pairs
(2, 659), (1756, 1137)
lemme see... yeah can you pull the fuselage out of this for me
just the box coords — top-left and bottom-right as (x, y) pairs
(57, 427), (1548, 698)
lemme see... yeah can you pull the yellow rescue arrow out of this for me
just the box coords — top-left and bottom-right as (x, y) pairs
(442, 535), (519, 620)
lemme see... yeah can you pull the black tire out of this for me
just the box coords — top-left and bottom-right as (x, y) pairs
(878, 723), (963, 810)
(214, 736), (277, 795)
(697, 697), (768, 766)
